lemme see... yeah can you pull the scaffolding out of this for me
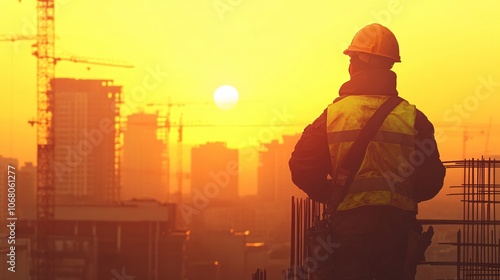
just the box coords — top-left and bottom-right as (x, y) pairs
(112, 88), (122, 204)
(445, 159), (500, 279)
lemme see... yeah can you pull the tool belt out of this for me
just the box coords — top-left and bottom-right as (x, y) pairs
(403, 221), (434, 280)
(306, 219), (336, 280)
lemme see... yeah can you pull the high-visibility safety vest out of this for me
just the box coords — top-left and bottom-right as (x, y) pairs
(327, 95), (418, 212)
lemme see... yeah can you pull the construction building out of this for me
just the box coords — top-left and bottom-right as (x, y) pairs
(122, 112), (165, 201)
(17, 199), (188, 280)
(17, 162), (37, 219)
(191, 142), (239, 203)
(52, 78), (122, 205)
(254, 135), (307, 240)
(258, 134), (306, 202)
(0, 158), (37, 226)
(0, 158), (35, 279)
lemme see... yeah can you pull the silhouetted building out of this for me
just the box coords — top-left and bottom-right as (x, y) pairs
(0, 155), (18, 235)
(191, 142), (239, 202)
(17, 162), (37, 219)
(53, 78), (122, 205)
(189, 200), (255, 232)
(122, 112), (165, 201)
(0, 158), (34, 279)
(254, 135), (307, 241)
(17, 199), (187, 280)
(258, 134), (306, 202)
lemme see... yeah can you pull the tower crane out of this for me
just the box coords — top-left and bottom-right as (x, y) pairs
(53, 55), (133, 68)
(434, 123), (489, 159)
(33, 2), (56, 279)
(9, 1), (132, 279)
(0, 34), (37, 41)
(146, 100), (209, 204)
(177, 113), (184, 204)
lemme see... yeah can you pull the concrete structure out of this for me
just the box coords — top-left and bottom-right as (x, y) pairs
(17, 162), (37, 219)
(17, 199), (187, 280)
(189, 200), (254, 232)
(257, 134), (306, 203)
(191, 142), (239, 202)
(53, 78), (122, 205)
(253, 135), (308, 241)
(122, 112), (165, 201)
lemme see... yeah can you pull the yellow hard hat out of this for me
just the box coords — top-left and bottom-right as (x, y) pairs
(344, 23), (401, 63)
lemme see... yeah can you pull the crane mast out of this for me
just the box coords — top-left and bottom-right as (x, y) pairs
(177, 113), (184, 205)
(148, 101), (209, 204)
(35, 0), (56, 279)
(5, 1), (133, 279)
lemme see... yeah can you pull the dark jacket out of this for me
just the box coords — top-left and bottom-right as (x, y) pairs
(289, 69), (446, 233)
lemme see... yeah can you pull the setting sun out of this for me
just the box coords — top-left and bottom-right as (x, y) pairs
(213, 85), (239, 110)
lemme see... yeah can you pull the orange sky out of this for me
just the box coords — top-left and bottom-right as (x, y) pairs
(1, 0), (500, 196)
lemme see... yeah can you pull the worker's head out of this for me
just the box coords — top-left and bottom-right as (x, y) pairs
(344, 23), (400, 75)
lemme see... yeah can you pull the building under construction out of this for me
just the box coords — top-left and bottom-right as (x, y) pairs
(122, 112), (165, 201)
(52, 78), (122, 206)
(17, 199), (188, 280)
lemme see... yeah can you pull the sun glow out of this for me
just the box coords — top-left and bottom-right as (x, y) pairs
(213, 85), (239, 110)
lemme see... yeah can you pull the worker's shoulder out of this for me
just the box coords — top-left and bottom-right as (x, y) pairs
(397, 97), (430, 120)
(413, 108), (436, 137)
(396, 97), (436, 134)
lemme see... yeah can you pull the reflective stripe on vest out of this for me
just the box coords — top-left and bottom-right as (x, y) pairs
(327, 95), (418, 212)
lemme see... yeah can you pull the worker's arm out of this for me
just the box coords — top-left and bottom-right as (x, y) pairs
(289, 109), (332, 203)
(412, 110), (446, 202)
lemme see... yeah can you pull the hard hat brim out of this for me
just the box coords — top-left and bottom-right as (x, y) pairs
(343, 49), (401, 63)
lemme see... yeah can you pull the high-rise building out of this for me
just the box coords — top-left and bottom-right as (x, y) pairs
(122, 112), (165, 201)
(53, 78), (121, 205)
(257, 134), (306, 202)
(191, 142), (239, 202)
(254, 135), (308, 241)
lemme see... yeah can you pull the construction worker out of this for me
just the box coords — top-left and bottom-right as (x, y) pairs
(289, 23), (446, 280)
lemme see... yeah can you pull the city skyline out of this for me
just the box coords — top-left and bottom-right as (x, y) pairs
(3, 139), (498, 201)
(2, 1), (500, 174)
